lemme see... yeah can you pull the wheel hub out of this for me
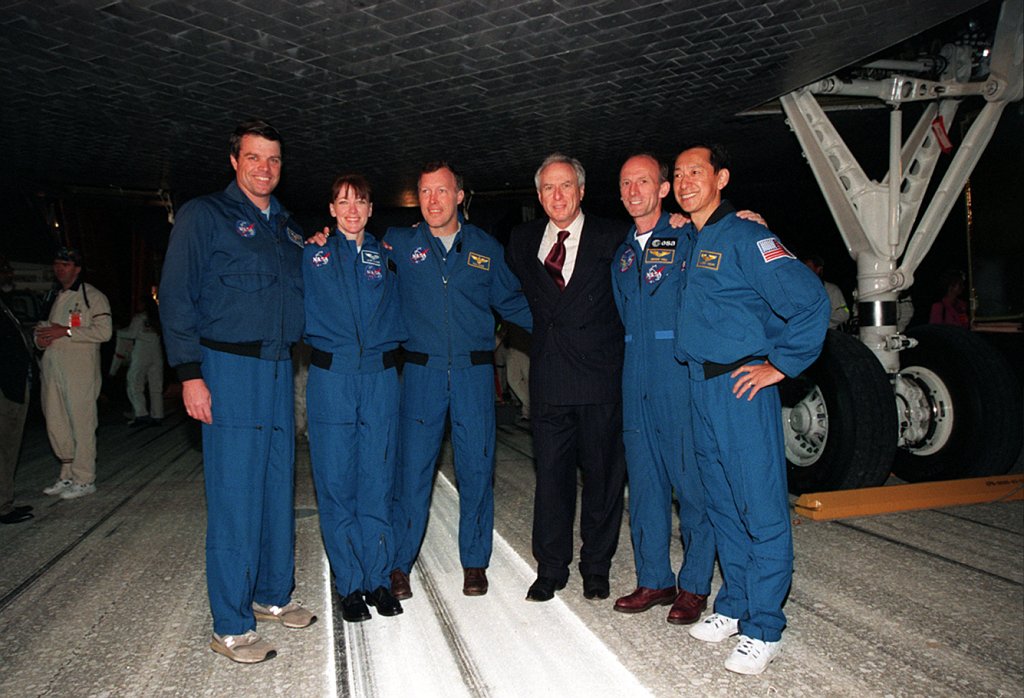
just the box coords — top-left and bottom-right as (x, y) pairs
(782, 385), (828, 468)
(894, 367), (954, 456)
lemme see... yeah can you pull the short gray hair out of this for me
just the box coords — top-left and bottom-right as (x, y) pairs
(534, 153), (586, 190)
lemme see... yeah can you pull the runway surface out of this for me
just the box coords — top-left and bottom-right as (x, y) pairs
(1, 405), (1021, 697)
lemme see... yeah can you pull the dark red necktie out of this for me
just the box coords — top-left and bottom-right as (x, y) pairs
(544, 230), (570, 290)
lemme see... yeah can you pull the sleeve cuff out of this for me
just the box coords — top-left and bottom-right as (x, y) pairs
(175, 362), (203, 382)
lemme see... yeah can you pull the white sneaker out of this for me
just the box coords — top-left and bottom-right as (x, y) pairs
(43, 479), (73, 496)
(688, 612), (740, 643)
(60, 482), (96, 500)
(724, 635), (781, 675)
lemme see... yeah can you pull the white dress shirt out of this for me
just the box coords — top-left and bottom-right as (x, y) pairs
(537, 212), (585, 286)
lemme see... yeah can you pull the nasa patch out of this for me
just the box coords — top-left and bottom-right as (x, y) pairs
(311, 250), (331, 267)
(619, 247), (636, 272)
(364, 265), (383, 281)
(410, 247), (429, 264)
(645, 265), (665, 284)
(235, 220), (256, 238)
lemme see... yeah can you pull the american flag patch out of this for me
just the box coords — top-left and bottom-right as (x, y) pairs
(757, 237), (794, 263)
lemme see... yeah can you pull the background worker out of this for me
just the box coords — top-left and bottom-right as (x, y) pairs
(35, 247), (112, 501)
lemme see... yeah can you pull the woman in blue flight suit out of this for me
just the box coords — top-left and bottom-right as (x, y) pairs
(303, 174), (407, 622)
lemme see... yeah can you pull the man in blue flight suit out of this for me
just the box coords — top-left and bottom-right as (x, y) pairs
(303, 174), (407, 623)
(610, 154), (716, 625)
(388, 161), (532, 599)
(160, 120), (316, 664)
(674, 144), (828, 675)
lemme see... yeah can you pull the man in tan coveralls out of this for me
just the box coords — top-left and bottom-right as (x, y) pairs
(35, 248), (112, 500)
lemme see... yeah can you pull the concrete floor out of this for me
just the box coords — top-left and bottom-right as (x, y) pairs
(1, 403), (1021, 697)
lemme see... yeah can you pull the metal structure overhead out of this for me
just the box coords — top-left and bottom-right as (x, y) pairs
(0, 0), (994, 211)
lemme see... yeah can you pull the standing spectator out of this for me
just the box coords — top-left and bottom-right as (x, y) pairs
(303, 174), (406, 623)
(109, 296), (164, 427)
(388, 161), (532, 599)
(506, 153), (627, 603)
(1, 291), (34, 524)
(35, 247), (112, 501)
(929, 269), (969, 327)
(159, 120), (315, 664)
(609, 153), (717, 622)
(674, 144), (828, 675)
(802, 255), (850, 329)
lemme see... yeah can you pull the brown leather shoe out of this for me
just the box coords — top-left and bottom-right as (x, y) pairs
(463, 567), (488, 596)
(390, 569), (412, 601)
(666, 589), (708, 625)
(613, 586), (676, 614)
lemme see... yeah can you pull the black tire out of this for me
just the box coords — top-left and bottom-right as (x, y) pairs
(781, 329), (897, 494)
(892, 325), (1023, 482)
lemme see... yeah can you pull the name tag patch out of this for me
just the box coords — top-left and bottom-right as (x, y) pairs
(696, 250), (722, 270)
(644, 247), (675, 265)
(287, 227), (304, 248)
(361, 249), (381, 267)
(467, 252), (491, 271)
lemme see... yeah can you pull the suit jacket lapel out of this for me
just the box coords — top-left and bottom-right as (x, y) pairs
(559, 219), (598, 304)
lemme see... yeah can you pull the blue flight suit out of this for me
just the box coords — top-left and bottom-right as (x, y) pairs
(611, 212), (715, 594)
(386, 222), (532, 572)
(675, 201), (828, 642)
(160, 181), (305, 637)
(303, 233), (407, 596)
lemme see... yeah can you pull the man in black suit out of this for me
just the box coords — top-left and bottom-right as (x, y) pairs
(507, 153), (628, 602)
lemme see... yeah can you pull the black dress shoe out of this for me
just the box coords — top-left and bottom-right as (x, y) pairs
(463, 567), (488, 596)
(14, 505), (33, 514)
(526, 576), (566, 602)
(340, 591), (371, 623)
(365, 586), (403, 617)
(582, 574), (610, 600)
(0, 509), (34, 524)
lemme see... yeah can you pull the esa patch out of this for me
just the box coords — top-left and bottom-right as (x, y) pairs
(311, 250), (331, 267)
(644, 247), (675, 265)
(287, 227), (304, 248)
(619, 247), (635, 272)
(695, 250), (722, 270)
(649, 237), (677, 249)
(467, 252), (491, 271)
(361, 249), (381, 267)
(364, 265), (383, 281)
(645, 265), (665, 284)
(235, 220), (256, 238)
(757, 237), (795, 263)
(410, 247), (429, 264)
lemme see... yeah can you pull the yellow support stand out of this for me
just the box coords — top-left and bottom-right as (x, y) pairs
(793, 474), (1024, 521)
